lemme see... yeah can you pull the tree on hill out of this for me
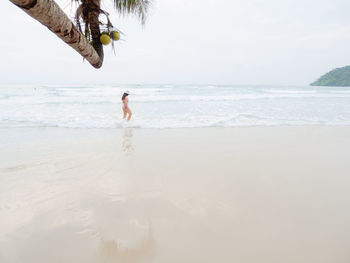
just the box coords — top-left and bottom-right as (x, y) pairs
(9, 0), (150, 68)
(311, 65), (350, 87)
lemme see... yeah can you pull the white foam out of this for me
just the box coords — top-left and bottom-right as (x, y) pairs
(1, 84), (350, 129)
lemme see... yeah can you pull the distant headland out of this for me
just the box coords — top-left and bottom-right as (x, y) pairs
(311, 65), (350, 87)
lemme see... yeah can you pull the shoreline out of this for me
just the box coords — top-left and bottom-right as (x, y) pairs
(1, 123), (350, 130)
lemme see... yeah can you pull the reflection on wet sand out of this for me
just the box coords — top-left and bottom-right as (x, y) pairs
(122, 128), (134, 156)
(99, 228), (155, 263)
(1, 127), (350, 263)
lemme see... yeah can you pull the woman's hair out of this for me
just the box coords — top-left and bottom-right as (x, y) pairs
(122, 93), (129, 100)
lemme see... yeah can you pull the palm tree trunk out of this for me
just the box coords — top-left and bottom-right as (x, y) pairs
(10, 0), (103, 68)
(85, 0), (104, 67)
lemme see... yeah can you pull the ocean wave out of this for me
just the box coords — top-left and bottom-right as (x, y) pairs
(1, 84), (350, 129)
(263, 89), (317, 94)
(1, 114), (350, 129)
(2, 93), (350, 105)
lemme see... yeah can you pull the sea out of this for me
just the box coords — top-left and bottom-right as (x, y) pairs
(1, 84), (350, 129)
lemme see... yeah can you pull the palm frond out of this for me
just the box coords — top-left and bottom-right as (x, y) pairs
(113, 0), (151, 24)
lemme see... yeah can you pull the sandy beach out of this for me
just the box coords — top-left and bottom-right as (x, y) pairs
(1, 126), (350, 263)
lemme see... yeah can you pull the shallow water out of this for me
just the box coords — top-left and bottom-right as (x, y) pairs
(1, 84), (350, 128)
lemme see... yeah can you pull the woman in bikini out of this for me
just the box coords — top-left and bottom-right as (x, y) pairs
(122, 91), (132, 120)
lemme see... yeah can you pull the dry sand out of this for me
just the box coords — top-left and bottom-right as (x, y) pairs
(1, 126), (350, 263)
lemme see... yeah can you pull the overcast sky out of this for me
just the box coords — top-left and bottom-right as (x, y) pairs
(1, 0), (350, 85)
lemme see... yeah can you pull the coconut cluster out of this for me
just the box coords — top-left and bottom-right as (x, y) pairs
(100, 31), (120, 45)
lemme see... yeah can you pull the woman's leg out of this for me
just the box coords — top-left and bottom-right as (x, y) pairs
(123, 109), (127, 119)
(127, 109), (132, 120)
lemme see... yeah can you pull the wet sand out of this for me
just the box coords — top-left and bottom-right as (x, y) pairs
(1, 127), (350, 263)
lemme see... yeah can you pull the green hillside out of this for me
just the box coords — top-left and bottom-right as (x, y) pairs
(311, 65), (350, 86)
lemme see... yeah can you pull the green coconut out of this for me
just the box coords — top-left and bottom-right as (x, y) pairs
(110, 31), (120, 41)
(100, 33), (111, 45)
